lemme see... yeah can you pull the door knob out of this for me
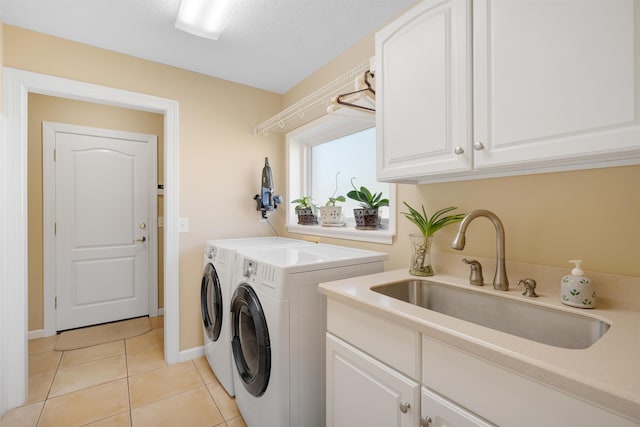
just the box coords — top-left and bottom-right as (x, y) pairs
(473, 142), (485, 150)
(139, 222), (147, 229)
(135, 236), (147, 242)
(399, 402), (411, 413)
(454, 146), (464, 155)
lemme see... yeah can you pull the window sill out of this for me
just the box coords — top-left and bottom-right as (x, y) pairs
(286, 221), (394, 245)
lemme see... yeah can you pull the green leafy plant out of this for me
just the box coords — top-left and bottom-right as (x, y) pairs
(325, 172), (346, 207)
(401, 202), (464, 237)
(346, 178), (389, 209)
(291, 196), (318, 215)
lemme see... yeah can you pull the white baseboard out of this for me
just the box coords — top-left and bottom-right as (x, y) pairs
(28, 330), (45, 340)
(157, 308), (164, 316)
(179, 345), (204, 362)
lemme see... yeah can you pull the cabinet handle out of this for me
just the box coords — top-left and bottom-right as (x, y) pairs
(420, 416), (433, 426)
(473, 142), (485, 151)
(399, 402), (411, 414)
(454, 146), (464, 155)
(134, 236), (147, 242)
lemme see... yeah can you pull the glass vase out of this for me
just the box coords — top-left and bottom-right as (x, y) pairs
(409, 234), (433, 276)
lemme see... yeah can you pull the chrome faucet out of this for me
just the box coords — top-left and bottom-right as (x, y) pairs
(451, 210), (509, 291)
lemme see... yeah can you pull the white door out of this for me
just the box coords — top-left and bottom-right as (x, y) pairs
(46, 123), (157, 331)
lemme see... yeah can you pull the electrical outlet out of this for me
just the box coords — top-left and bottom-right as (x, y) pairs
(178, 217), (189, 233)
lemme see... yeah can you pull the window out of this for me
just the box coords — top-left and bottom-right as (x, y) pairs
(287, 114), (396, 244)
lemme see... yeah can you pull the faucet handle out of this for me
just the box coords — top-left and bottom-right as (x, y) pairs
(517, 278), (539, 297)
(462, 258), (484, 286)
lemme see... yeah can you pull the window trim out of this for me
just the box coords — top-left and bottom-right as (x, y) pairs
(286, 114), (396, 244)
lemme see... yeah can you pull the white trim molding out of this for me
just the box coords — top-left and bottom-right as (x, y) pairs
(179, 345), (205, 362)
(0, 67), (180, 413)
(286, 114), (396, 244)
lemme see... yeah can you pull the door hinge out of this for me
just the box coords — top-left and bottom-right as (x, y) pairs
(54, 297), (57, 309)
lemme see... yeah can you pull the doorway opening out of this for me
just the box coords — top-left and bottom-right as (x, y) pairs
(1, 67), (180, 411)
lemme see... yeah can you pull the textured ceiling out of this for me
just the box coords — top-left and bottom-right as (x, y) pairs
(0, 0), (414, 94)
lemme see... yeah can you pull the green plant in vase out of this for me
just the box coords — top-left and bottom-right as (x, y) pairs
(320, 172), (346, 226)
(346, 179), (389, 210)
(292, 196), (318, 225)
(401, 202), (465, 276)
(347, 178), (389, 229)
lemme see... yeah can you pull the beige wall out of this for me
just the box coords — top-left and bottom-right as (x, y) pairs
(27, 93), (165, 331)
(7, 15), (639, 351)
(282, 34), (640, 279)
(5, 25), (283, 350)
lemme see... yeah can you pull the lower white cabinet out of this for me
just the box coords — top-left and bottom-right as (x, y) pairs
(326, 333), (420, 427)
(421, 387), (494, 427)
(421, 335), (638, 427)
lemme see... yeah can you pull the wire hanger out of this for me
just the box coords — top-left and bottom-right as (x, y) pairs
(332, 70), (376, 113)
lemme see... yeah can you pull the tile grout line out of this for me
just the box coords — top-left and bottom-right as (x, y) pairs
(198, 364), (227, 423)
(125, 338), (134, 427)
(35, 338), (63, 427)
(23, 318), (218, 427)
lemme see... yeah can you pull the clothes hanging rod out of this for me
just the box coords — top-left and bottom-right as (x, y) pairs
(253, 60), (371, 136)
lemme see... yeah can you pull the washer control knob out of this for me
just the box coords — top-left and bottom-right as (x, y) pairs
(243, 260), (257, 278)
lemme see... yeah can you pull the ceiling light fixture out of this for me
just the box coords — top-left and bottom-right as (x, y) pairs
(174, 0), (237, 40)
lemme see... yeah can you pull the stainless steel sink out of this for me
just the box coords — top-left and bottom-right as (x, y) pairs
(371, 280), (609, 349)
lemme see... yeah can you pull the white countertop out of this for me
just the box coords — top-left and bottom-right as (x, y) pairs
(318, 260), (640, 423)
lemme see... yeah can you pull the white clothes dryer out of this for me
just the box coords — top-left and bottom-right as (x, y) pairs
(230, 243), (387, 427)
(201, 237), (310, 396)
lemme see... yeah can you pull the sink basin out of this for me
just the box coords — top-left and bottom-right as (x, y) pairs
(371, 280), (609, 349)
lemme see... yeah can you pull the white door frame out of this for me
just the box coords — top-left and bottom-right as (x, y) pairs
(0, 67), (180, 413)
(43, 122), (159, 334)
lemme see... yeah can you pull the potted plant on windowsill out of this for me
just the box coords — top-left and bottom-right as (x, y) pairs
(320, 172), (346, 227)
(347, 178), (389, 230)
(292, 196), (318, 225)
(402, 202), (465, 276)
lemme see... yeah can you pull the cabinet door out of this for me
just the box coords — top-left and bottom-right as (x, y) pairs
(326, 334), (420, 427)
(473, 0), (640, 170)
(421, 387), (495, 427)
(376, 0), (472, 182)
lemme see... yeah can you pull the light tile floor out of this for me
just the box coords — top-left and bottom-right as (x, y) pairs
(0, 316), (247, 427)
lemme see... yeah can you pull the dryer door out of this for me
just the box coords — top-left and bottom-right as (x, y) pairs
(231, 283), (271, 397)
(201, 263), (223, 341)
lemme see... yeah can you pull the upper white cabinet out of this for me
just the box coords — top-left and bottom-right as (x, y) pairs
(376, 0), (472, 181)
(376, 0), (640, 183)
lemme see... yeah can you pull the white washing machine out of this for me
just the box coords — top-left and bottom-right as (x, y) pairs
(201, 237), (311, 396)
(230, 243), (387, 427)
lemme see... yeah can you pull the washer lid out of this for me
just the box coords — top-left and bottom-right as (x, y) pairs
(236, 243), (387, 273)
(205, 237), (310, 250)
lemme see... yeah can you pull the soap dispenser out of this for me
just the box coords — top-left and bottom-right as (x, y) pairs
(560, 260), (596, 309)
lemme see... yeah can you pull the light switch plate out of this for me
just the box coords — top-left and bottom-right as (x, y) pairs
(178, 217), (189, 233)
